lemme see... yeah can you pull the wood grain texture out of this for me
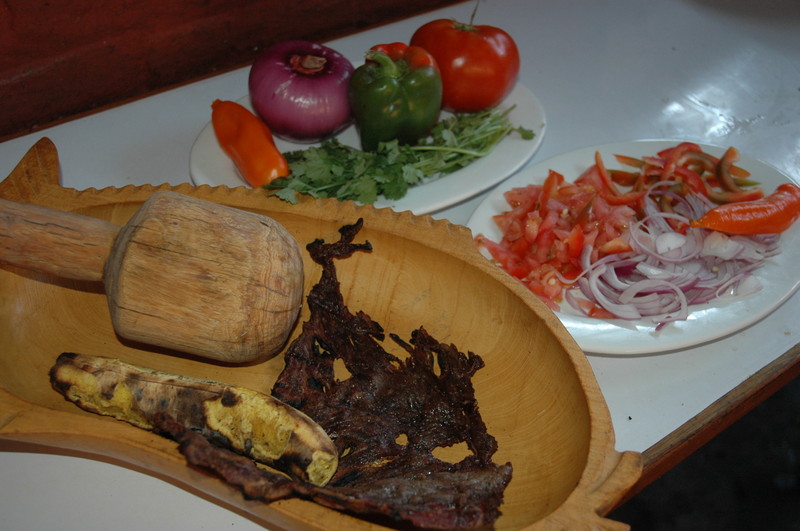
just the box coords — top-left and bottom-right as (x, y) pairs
(0, 184), (305, 363)
(0, 0), (460, 139)
(0, 198), (119, 281)
(103, 191), (305, 363)
(0, 138), (643, 529)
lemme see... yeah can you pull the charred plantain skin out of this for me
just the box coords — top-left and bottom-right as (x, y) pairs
(49, 352), (338, 487)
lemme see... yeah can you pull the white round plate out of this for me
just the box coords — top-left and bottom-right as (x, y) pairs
(466, 140), (800, 355)
(189, 83), (546, 215)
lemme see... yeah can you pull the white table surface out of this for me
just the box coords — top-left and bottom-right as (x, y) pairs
(2, 0), (799, 528)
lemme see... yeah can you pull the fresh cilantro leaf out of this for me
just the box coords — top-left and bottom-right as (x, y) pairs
(266, 106), (534, 204)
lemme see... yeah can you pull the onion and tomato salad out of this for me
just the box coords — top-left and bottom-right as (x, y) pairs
(475, 142), (798, 329)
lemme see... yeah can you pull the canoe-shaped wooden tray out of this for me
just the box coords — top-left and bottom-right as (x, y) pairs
(0, 138), (641, 529)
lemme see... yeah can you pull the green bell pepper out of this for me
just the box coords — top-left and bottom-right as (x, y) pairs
(349, 42), (443, 152)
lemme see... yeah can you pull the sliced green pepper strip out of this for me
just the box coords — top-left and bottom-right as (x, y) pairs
(349, 43), (443, 152)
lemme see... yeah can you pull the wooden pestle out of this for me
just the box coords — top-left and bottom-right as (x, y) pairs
(0, 191), (304, 363)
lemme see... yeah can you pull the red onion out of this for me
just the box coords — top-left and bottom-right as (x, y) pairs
(567, 182), (781, 329)
(248, 40), (354, 143)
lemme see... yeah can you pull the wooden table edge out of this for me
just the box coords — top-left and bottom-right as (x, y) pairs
(615, 340), (800, 506)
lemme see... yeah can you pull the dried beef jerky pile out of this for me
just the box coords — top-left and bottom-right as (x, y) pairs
(157, 220), (512, 529)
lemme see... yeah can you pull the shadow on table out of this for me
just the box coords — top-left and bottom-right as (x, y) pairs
(609, 376), (800, 530)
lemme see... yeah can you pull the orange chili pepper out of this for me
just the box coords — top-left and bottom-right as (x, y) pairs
(691, 182), (800, 235)
(211, 99), (290, 187)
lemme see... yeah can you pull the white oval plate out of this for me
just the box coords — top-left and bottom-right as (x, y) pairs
(189, 83), (546, 215)
(467, 140), (800, 355)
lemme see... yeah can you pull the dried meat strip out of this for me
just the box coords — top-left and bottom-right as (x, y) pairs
(155, 412), (510, 529)
(163, 220), (512, 529)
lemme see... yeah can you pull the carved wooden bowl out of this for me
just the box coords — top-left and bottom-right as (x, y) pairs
(0, 139), (641, 529)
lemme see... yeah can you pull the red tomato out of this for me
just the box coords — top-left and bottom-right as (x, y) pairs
(410, 19), (520, 112)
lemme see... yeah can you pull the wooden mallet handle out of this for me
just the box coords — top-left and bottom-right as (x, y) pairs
(0, 198), (119, 282)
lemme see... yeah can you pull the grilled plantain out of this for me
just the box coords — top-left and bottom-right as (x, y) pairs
(49, 352), (338, 486)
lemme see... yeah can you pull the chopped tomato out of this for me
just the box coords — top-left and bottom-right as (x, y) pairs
(598, 236), (633, 255)
(571, 297), (617, 319)
(563, 225), (584, 260)
(477, 172), (637, 309)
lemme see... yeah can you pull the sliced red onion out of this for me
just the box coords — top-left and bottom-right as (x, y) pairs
(655, 231), (687, 254)
(565, 181), (782, 329)
(701, 231), (745, 260)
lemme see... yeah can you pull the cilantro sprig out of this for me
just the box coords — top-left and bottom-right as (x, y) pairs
(266, 106), (534, 204)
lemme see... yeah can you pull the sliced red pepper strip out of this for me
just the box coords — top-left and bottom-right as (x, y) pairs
(593, 151), (647, 205)
(729, 165), (751, 179)
(211, 100), (289, 187)
(609, 169), (640, 187)
(691, 182), (800, 234)
(594, 151), (621, 195)
(613, 154), (645, 168)
(660, 142), (701, 182)
(716, 146), (745, 192)
(672, 166), (709, 197)
(657, 142), (702, 159)
(680, 149), (751, 179)
(601, 189), (647, 206)
(707, 188), (764, 204)
(678, 151), (716, 177)
(659, 145), (751, 180)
